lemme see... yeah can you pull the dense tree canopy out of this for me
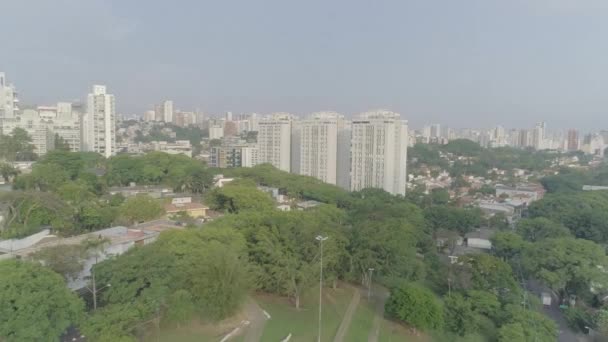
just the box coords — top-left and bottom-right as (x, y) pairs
(0, 260), (84, 341)
(0, 128), (37, 161)
(385, 283), (444, 330)
(528, 191), (608, 243)
(522, 237), (608, 298)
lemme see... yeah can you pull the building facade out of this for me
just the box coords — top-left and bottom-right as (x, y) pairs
(256, 113), (292, 172)
(82, 85), (116, 158)
(350, 110), (408, 195)
(298, 111), (348, 185)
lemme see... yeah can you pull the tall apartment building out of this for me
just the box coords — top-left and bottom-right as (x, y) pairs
(41, 102), (81, 152)
(532, 122), (546, 150)
(0, 72), (19, 133)
(257, 113), (292, 172)
(567, 129), (579, 151)
(298, 111), (350, 186)
(1, 109), (53, 155)
(163, 100), (173, 123)
(82, 85), (116, 158)
(350, 110), (408, 196)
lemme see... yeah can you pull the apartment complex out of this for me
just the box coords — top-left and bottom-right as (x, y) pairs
(257, 113), (292, 172)
(298, 111), (350, 186)
(350, 110), (408, 196)
(82, 85), (116, 158)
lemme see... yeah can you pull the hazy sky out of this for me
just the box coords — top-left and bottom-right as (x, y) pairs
(2, 0), (608, 129)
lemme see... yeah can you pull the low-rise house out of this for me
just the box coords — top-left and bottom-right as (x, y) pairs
(164, 197), (209, 218)
(464, 229), (495, 250)
(276, 204), (291, 211)
(214, 175), (235, 188)
(109, 183), (174, 199)
(583, 185), (608, 191)
(296, 200), (322, 210)
(495, 183), (545, 202)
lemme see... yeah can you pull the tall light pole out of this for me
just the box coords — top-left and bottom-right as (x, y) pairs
(316, 235), (328, 342)
(85, 270), (111, 311)
(368, 268), (374, 300)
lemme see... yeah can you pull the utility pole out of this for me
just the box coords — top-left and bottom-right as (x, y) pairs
(85, 270), (111, 311)
(316, 235), (328, 342)
(367, 268), (374, 300)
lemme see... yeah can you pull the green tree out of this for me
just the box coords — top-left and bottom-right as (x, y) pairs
(0, 162), (20, 182)
(164, 290), (196, 327)
(444, 293), (477, 336)
(0, 260), (84, 341)
(54, 133), (71, 151)
(118, 195), (164, 224)
(385, 283), (443, 331)
(522, 237), (608, 299)
(33, 244), (86, 281)
(595, 309), (608, 337)
(500, 305), (557, 342)
(491, 231), (527, 261)
(516, 217), (571, 242)
(206, 181), (275, 213)
(498, 323), (526, 342)
(468, 290), (500, 322)
(0, 128), (36, 161)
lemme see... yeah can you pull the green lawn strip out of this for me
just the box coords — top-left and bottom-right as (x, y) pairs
(256, 286), (354, 341)
(343, 297), (376, 341)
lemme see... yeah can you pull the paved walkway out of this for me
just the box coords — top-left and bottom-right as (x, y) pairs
(333, 286), (361, 342)
(368, 286), (389, 342)
(243, 298), (267, 342)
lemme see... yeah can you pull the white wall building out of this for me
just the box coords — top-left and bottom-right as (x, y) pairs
(163, 100), (173, 123)
(241, 146), (259, 167)
(350, 110), (408, 196)
(1, 109), (53, 155)
(82, 85), (116, 158)
(257, 113), (292, 172)
(298, 111), (346, 185)
(0, 72), (19, 133)
(209, 125), (224, 140)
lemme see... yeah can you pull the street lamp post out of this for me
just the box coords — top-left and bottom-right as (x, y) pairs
(368, 268), (375, 300)
(85, 271), (111, 311)
(316, 235), (328, 342)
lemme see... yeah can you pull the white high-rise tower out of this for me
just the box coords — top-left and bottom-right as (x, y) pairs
(298, 111), (350, 186)
(256, 113), (292, 172)
(82, 85), (116, 158)
(350, 110), (408, 196)
(0, 72), (19, 133)
(163, 100), (174, 123)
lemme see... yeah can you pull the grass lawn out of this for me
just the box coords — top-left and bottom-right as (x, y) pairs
(378, 319), (430, 342)
(344, 298), (376, 341)
(256, 285), (354, 341)
(143, 311), (247, 342)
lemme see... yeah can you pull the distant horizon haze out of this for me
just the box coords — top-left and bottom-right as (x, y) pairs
(2, 0), (608, 130)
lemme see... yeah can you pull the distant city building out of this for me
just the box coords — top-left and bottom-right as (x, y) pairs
(241, 146), (259, 167)
(224, 120), (238, 137)
(257, 113), (292, 172)
(163, 100), (174, 123)
(209, 125), (224, 140)
(174, 111), (195, 127)
(82, 85), (116, 158)
(0, 72), (19, 122)
(144, 110), (156, 122)
(1, 109), (53, 155)
(298, 111), (350, 186)
(350, 110), (408, 195)
(567, 129), (579, 151)
(150, 140), (192, 157)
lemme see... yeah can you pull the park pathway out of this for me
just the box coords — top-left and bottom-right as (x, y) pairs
(368, 287), (389, 342)
(333, 286), (361, 342)
(243, 298), (267, 342)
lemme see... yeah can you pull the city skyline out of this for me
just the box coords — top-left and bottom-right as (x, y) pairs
(3, 1), (608, 130)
